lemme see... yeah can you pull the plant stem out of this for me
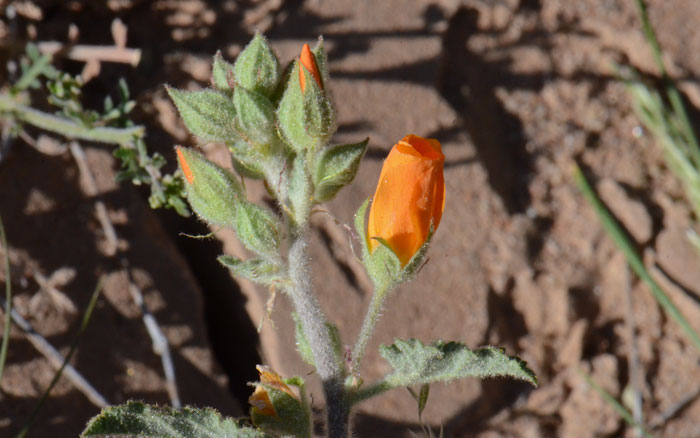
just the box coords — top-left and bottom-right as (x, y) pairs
(352, 282), (391, 373)
(286, 230), (348, 438)
(0, 93), (143, 144)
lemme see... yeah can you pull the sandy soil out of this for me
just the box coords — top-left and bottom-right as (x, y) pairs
(1, 0), (700, 437)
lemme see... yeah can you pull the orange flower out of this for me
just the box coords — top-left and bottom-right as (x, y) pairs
(299, 43), (323, 92)
(367, 134), (445, 266)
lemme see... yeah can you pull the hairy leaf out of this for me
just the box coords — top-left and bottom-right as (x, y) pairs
(82, 401), (266, 438)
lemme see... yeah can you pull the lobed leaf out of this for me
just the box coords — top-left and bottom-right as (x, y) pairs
(380, 339), (537, 388)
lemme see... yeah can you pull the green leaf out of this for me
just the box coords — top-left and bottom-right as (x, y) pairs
(167, 87), (237, 142)
(212, 51), (235, 93)
(233, 87), (276, 145)
(382, 339), (537, 387)
(353, 339), (536, 403)
(234, 33), (280, 97)
(82, 401), (266, 438)
(407, 384), (430, 423)
(313, 138), (369, 202)
(218, 255), (288, 287)
(234, 201), (281, 258)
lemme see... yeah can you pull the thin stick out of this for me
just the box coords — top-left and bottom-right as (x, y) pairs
(69, 141), (118, 256)
(15, 278), (105, 438)
(0, 216), (11, 383)
(649, 387), (700, 428)
(69, 141), (181, 408)
(34, 42), (141, 66)
(122, 260), (181, 409)
(579, 370), (652, 438)
(0, 295), (108, 408)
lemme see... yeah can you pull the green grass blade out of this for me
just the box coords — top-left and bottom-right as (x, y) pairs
(0, 216), (11, 383)
(579, 370), (653, 438)
(573, 165), (700, 352)
(634, 0), (700, 169)
(16, 277), (104, 438)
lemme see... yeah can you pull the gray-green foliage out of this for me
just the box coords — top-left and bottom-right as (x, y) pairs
(381, 339), (537, 386)
(82, 401), (267, 438)
(0, 44), (188, 216)
(314, 139), (369, 202)
(167, 87), (239, 142)
(353, 339), (537, 403)
(234, 33), (281, 98)
(177, 147), (242, 226)
(218, 256), (287, 287)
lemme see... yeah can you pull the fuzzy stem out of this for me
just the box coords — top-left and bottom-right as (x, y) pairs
(351, 281), (392, 373)
(286, 230), (348, 438)
(0, 93), (143, 144)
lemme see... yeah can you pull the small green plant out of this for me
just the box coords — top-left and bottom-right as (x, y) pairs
(0, 44), (188, 216)
(80, 35), (537, 438)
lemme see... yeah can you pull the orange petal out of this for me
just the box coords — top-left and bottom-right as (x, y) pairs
(176, 147), (194, 184)
(299, 43), (323, 93)
(367, 135), (445, 265)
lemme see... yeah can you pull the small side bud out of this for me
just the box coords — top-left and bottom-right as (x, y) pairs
(233, 86), (276, 145)
(212, 51), (234, 92)
(233, 201), (281, 258)
(249, 366), (310, 437)
(167, 87), (238, 143)
(277, 57), (336, 152)
(313, 138), (369, 202)
(175, 146), (243, 226)
(234, 33), (281, 97)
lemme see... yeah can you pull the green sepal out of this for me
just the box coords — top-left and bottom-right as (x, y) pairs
(288, 153), (312, 225)
(277, 61), (335, 152)
(234, 201), (281, 258)
(300, 66), (335, 140)
(228, 141), (266, 179)
(250, 382), (309, 437)
(354, 198), (371, 259)
(218, 255), (288, 287)
(81, 401), (265, 438)
(177, 147), (242, 227)
(167, 87), (238, 142)
(234, 33), (280, 98)
(233, 87), (276, 145)
(227, 138), (289, 182)
(401, 224), (435, 278)
(212, 51), (234, 93)
(313, 138), (369, 202)
(367, 237), (403, 289)
(311, 38), (329, 86)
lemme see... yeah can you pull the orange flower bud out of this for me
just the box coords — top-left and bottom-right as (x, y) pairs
(248, 365), (299, 417)
(367, 135), (445, 266)
(299, 43), (323, 92)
